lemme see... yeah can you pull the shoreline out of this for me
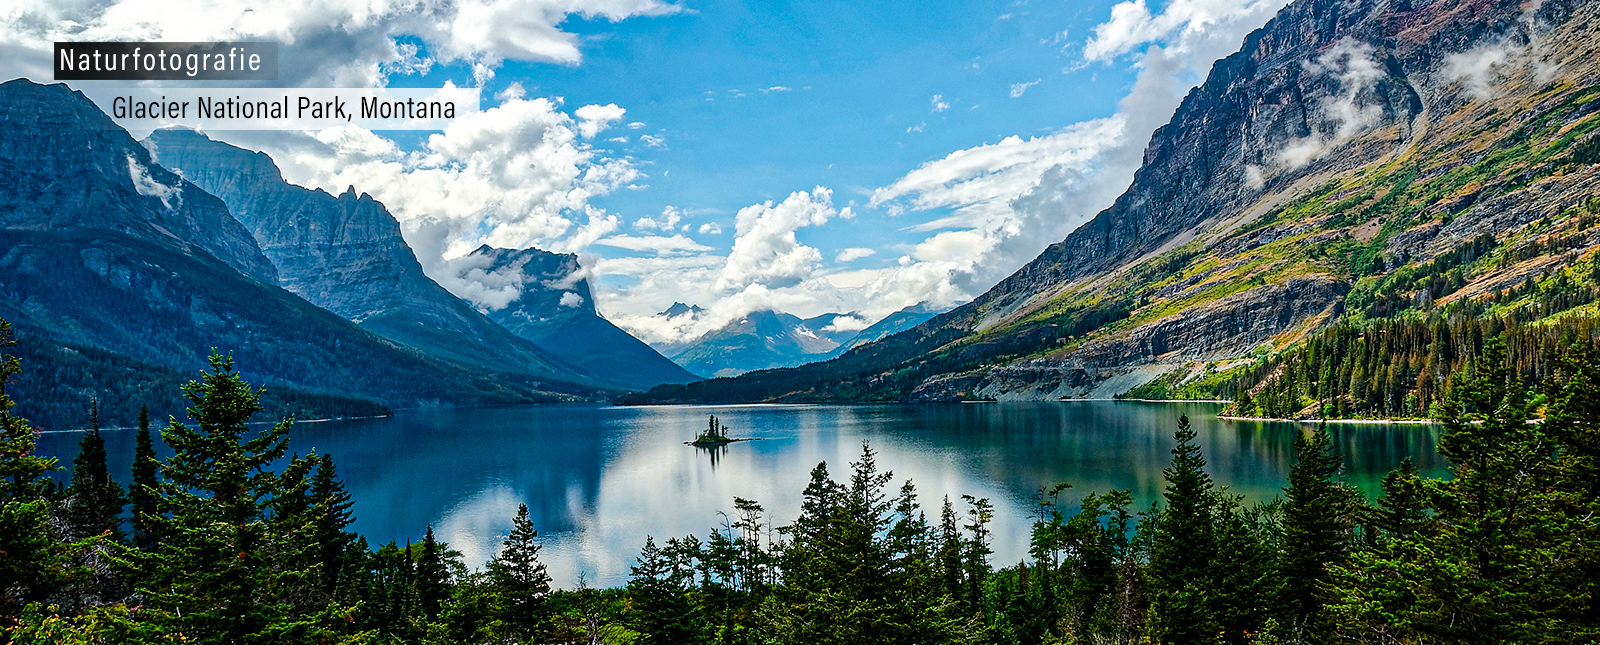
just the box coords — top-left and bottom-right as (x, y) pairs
(1216, 415), (1438, 425)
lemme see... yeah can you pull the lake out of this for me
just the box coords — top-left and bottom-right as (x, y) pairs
(36, 401), (1447, 588)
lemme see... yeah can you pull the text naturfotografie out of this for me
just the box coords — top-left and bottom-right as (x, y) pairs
(58, 47), (261, 78)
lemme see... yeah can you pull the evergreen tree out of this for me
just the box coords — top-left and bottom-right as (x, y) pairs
(416, 525), (450, 622)
(1276, 424), (1356, 638)
(129, 404), (160, 551)
(64, 399), (127, 543)
(123, 353), (335, 643)
(1149, 415), (1221, 643)
(1368, 457), (1427, 541)
(489, 503), (552, 640)
(960, 494), (993, 617)
(308, 454), (357, 596)
(627, 536), (701, 645)
(0, 321), (54, 502)
(0, 319), (73, 617)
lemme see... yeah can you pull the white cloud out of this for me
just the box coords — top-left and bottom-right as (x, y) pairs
(821, 315), (869, 333)
(908, 122), (927, 133)
(834, 0), (1289, 317)
(835, 247), (875, 262)
(639, 134), (666, 148)
(1275, 38), (1386, 168)
(244, 93), (638, 308)
(716, 187), (838, 292)
(594, 233), (711, 255)
(575, 103), (626, 140)
(931, 94), (951, 112)
(765, 86), (792, 93)
(698, 222), (723, 235)
(559, 292), (586, 308)
(1009, 79), (1041, 98)
(1082, 0), (1288, 66)
(496, 82), (527, 102)
(126, 155), (182, 210)
(0, 0), (683, 87)
(633, 206), (683, 232)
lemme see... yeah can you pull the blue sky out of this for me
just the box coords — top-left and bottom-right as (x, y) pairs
(2, 0), (1290, 344)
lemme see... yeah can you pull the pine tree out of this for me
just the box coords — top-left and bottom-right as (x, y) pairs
(0, 321), (54, 502)
(1368, 457), (1427, 541)
(627, 536), (701, 645)
(960, 494), (993, 616)
(1149, 414), (1220, 643)
(490, 503), (552, 640)
(124, 352), (332, 643)
(130, 404), (160, 551)
(65, 399), (127, 543)
(308, 454), (356, 595)
(936, 495), (963, 603)
(0, 320), (72, 617)
(415, 525), (450, 622)
(1276, 424), (1356, 638)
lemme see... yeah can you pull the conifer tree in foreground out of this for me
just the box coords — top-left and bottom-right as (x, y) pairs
(0, 320), (74, 617)
(1149, 415), (1220, 642)
(120, 352), (345, 643)
(490, 502), (552, 640)
(1276, 423), (1356, 640)
(129, 404), (160, 551)
(64, 399), (126, 544)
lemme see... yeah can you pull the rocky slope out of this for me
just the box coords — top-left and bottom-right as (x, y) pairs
(628, 0), (1600, 404)
(462, 245), (698, 389)
(0, 80), (605, 426)
(0, 80), (276, 284)
(140, 128), (676, 390)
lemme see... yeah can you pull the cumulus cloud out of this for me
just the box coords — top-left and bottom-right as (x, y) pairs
(247, 95), (638, 308)
(698, 222), (723, 235)
(633, 206), (683, 232)
(821, 315), (869, 333)
(559, 292), (586, 308)
(575, 103), (627, 139)
(931, 94), (951, 112)
(1082, 0), (1288, 66)
(835, 248), (875, 262)
(716, 188), (839, 292)
(0, 0), (682, 87)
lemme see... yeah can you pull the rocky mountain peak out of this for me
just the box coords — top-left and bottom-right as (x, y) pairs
(0, 80), (278, 284)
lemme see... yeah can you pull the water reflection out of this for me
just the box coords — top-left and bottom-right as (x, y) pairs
(36, 401), (1445, 588)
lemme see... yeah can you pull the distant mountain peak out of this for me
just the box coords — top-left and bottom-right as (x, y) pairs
(660, 302), (705, 318)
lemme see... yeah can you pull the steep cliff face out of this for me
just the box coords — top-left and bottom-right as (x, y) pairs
(0, 79), (605, 418)
(144, 128), (689, 390)
(464, 245), (699, 389)
(0, 81), (276, 283)
(629, 0), (1600, 404)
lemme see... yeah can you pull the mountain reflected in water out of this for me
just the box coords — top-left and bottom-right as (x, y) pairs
(38, 401), (1445, 588)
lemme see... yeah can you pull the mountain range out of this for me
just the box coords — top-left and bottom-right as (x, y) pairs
(660, 305), (941, 378)
(626, 0), (1600, 404)
(0, 79), (689, 428)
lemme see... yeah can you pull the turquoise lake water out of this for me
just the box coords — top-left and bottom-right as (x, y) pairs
(36, 401), (1446, 587)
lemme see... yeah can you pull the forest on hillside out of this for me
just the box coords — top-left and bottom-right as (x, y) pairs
(3, 314), (1599, 644)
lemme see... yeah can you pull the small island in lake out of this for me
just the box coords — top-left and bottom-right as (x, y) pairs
(687, 415), (755, 447)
